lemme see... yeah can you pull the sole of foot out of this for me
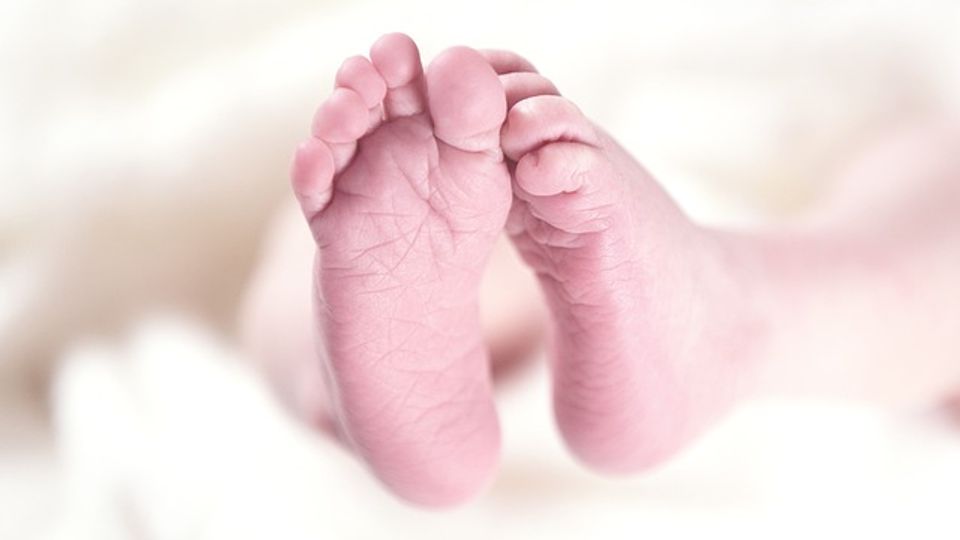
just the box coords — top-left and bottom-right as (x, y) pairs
(290, 34), (512, 506)
(489, 52), (761, 473)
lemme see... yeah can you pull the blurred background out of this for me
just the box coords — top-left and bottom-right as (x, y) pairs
(1, 0), (959, 538)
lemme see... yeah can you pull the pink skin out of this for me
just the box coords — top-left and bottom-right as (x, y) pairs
(948, 394), (960, 425)
(273, 33), (960, 506)
(749, 121), (960, 406)
(290, 34), (511, 506)
(494, 64), (756, 471)
(238, 206), (543, 439)
(496, 58), (960, 471)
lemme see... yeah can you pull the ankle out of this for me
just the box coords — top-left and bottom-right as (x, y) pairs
(694, 227), (781, 397)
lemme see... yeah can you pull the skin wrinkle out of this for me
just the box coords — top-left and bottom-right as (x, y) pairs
(291, 37), (814, 502)
(348, 233), (410, 262)
(403, 374), (485, 432)
(505, 110), (600, 158)
(382, 408), (483, 483)
(366, 349), (487, 451)
(345, 327), (476, 411)
(383, 220), (426, 275)
(495, 84), (767, 472)
(555, 391), (633, 430)
(343, 375), (414, 429)
(554, 391), (628, 430)
(439, 123), (503, 151)
(560, 354), (634, 389)
(432, 407), (490, 458)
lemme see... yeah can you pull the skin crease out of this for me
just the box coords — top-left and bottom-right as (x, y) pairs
(291, 34), (512, 506)
(242, 33), (960, 507)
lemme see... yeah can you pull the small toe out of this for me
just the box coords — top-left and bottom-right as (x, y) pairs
(335, 55), (387, 108)
(312, 87), (369, 143)
(501, 72), (560, 109)
(479, 49), (538, 75)
(291, 138), (336, 219)
(370, 33), (422, 87)
(370, 33), (426, 118)
(513, 142), (621, 234)
(501, 95), (599, 161)
(425, 46), (506, 152)
(515, 142), (592, 196)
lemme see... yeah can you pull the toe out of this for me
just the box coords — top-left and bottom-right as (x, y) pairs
(335, 55), (387, 108)
(425, 46), (506, 152)
(479, 49), (538, 75)
(515, 142), (593, 196)
(291, 138), (335, 219)
(513, 143), (619, 234)
(370, 33), (422, 87)
(312, 87), (369, 143)
(336, 55), (387, 132)
(478, 50), (555, 108)
(501, 95), (599, 161)
(370, 33), (426, 118)
(501, 72), (560, 109)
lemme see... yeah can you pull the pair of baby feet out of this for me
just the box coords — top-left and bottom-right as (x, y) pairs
(291, 33), (757, 506)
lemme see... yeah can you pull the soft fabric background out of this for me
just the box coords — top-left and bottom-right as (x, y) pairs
(1, 1), (959, 538)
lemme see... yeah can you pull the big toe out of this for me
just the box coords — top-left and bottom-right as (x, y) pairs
(426, 46), (506, 152)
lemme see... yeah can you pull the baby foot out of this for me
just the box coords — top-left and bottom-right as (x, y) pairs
(490, 55), (762, 472)
(290, 34), (510, 506)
